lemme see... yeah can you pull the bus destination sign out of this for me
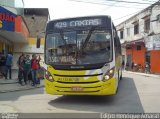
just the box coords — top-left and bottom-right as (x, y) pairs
(54, 18), (102, 28)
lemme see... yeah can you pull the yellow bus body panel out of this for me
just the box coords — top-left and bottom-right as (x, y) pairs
(45, 77), (117, 96)
(44, 65), (118, 96)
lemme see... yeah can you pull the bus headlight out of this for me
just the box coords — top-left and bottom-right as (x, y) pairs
(45, 71), (54, 82)
(102, 67), (115, 81)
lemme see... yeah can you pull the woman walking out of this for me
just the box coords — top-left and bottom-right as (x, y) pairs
(31, 54), (41, 86)
(17, 55), (25, 85)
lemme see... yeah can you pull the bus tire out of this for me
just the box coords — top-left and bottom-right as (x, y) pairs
(116, 70), (120, 94)
(120, 69), (122, 80)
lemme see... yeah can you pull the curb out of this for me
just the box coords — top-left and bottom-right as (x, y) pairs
(0, 81), (19, 85)
(124, 71), (160, 78)
(0, 79), (45, 85)
(0, 85), (44, 93)
(0, 79), (19, 85)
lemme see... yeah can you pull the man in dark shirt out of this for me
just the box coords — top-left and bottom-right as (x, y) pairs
(24, 55), (31, 84)
(17, 55), (25, 85)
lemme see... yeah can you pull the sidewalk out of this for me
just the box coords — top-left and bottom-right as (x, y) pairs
(0, 69), (44, 93)
(124, 70), (160, 78)
(0, 69), (18, 84)
(0, 81), (44, 93)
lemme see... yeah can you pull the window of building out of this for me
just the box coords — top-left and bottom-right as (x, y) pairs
(127, 28), (130, 37)
(134, 23), (139, 35)
(120, 30), (124, 39)
(137, 45), (141, 50)
(144, 18), (150, 33)
(126, 46), (131, 49)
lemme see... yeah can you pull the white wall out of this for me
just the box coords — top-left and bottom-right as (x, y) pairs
(14, 44), (44, 54)
(151, 4), (160, 34)
(116, 5), (160, 42)
(13, 43), (44, 69)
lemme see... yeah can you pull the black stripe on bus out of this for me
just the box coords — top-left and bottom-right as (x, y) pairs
(54, 73), (103, 77)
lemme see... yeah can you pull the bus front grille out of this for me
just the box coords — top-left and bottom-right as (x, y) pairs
(56, 81), (99, 84)
(56, 90), (100, 93)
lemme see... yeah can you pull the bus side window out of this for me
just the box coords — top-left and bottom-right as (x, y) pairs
(116, 35), (121, 54)
(114, 33), (121, 55)
(113, 23), (121, 55)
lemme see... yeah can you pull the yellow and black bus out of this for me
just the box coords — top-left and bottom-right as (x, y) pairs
(44, 16), (122, 95)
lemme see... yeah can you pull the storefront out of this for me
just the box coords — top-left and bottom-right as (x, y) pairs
(124, 39), (146, 71)
(145, 34), (160, 73)
(123, 34), (160, 74)
(0, 6), (30, 70)
(0, 6), (16, 55)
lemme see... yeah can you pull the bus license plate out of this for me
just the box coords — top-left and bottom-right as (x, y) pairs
(71, 86), (83, 91)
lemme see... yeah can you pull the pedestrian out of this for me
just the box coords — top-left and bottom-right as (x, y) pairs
(17, 55), (25, 85)
(5, 53), (13, 79)
(122, 60), (125, 70)
(24, 55), (31, 84)
(131, 62), (134, 71)
(0, 53), (6, 78)
(17, 53), (25, 79)
(31, 54), (41, 86)
(36, 55), (41, 84)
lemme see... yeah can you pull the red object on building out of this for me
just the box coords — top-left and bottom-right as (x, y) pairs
(125, 39), (160, 74)
(0, 13), (15, 22)
(14, 16), (29, 38)
(150, 51), (160, 73)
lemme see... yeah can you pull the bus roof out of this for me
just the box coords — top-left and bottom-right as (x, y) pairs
(49, 15), (111, 22)
(46, 15), (113, 32)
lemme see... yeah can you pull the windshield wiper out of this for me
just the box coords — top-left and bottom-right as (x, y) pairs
(81, 27), (96, 53)
(59, 30), (68, 55)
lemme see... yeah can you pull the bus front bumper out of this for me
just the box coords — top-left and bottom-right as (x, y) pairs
(44, 77), (117, 96)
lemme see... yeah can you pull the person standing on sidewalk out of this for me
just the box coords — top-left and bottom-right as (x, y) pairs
(36, 55), (41, 84)
(5, 53), (13, 79)
(31, 54), (40, 86)
(17, 55), (26, 85)
(24, 55), (31, 84)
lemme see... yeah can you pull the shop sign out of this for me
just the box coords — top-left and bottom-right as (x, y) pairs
(145, 34), (160, 51)
(0, 6), (16, 31)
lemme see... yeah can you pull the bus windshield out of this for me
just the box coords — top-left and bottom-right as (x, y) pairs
(45, 29), (112, 65)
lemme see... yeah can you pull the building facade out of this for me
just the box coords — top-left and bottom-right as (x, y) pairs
(0, 0), (24, 15)
(0, 0), (28, 64)
(0, 1), (49, 69)
(13, 8), (49, 69)
(116, 1), (160, 74)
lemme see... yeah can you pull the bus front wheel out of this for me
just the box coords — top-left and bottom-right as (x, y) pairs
(118, 69), (122, 80)
(120, 69), (122, 80)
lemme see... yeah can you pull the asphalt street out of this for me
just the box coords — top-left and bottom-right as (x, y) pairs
(0, 72), (160, 118)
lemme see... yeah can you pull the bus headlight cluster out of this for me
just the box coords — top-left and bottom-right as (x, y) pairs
(103, 67), (115, 81)
(45, 71), (54, 82)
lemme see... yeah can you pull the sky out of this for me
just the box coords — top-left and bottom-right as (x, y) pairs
(23, 0), (157, 25)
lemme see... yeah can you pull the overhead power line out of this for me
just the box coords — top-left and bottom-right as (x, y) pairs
(103, 0), (153, 5)
(67, 0), (153, 9)
(68, 0), (147, 9)
(113, 11), (140, 21)
(96, 1), (118, 14)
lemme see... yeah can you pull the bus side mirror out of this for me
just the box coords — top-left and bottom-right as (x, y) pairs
(36, 36), (41, 48)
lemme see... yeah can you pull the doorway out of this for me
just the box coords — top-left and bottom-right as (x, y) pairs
(145, 52), (150, 64)
(126, 54), (132, 70)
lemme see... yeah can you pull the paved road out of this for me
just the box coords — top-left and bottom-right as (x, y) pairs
(0, 72), (160, 116)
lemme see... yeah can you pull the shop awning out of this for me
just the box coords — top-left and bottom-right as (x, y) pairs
(0, 30), (28, 44)
(122, 39), (145, 47)
(0, 6), (29, 44)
